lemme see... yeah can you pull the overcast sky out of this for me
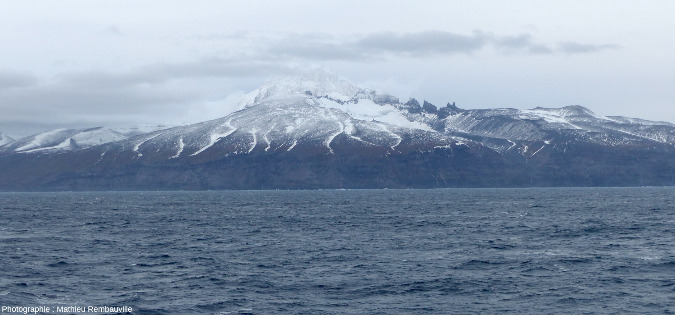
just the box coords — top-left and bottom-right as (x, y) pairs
(1, 0), (674, 136)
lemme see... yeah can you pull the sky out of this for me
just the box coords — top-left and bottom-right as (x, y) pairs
(1, 0), (674, 137)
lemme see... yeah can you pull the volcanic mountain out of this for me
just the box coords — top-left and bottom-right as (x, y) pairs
(0, 70), (673, 190)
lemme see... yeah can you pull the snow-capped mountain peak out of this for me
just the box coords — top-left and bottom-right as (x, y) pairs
(241, 68), (366, 107)
(235, 68), (430, 132)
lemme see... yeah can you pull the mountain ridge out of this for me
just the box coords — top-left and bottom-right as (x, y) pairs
(0, 70), (673, 190)
(0, 133), (14, 146)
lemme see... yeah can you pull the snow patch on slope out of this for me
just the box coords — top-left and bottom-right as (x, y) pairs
(325, 121), (344, 154)
(248, 129), (258, 153)
(317, 98), (432, 132)
(15, 129), (67, 152)
(113, 125), (173, 137)
(191, 119), (238, 156)
(133, 133), (161, 157)
(287, 140), (298, 151)
(171, 138), (185, 159)
(0, 133), (14, 146)
(70, 128), (127, 147)
(520, 109), (583, 129)
(377, 123), (403, 150)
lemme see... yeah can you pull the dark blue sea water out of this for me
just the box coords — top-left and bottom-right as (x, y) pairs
(0, 188), (673, 314)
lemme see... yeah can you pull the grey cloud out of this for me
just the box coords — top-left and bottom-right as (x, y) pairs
(528, 44), (554, 54)
(0, 80), (195, 136)
(58, 60), (292, 89)
(1, 81), (192, 118)
(356, 31), (617, 57)
(0, 71), (38, 89)
(261, 31), (544, 60)
(494, 34), (534, 49)
(0, 60), (294, 135)
(258, 31), (615, 59)
(267, 41), (365, 61)
(558, 42), (620, 54)
(59, 71), (164, 89)
(355, 31), (488, 56)
(491, 33), (554, 54)
(261, 33), (368, 61)
(140, 59), (293, 79)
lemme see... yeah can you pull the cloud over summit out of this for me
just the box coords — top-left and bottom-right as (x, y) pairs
(0, 27), (645, 137)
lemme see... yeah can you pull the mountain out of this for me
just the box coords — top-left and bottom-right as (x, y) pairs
(0, 69), (673, 190)
(0, 125), (171, 154)
(436, 105), (675, 148)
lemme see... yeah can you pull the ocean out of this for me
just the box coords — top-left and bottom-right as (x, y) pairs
(0, 188), (673, 314)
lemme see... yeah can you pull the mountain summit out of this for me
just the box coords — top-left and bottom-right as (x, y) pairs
(241, 68), (367, 105)
(0, 70), (673, 190)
